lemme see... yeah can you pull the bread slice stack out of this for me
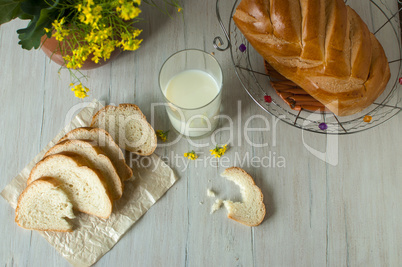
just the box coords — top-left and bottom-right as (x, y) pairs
(16, 103), (157, 231)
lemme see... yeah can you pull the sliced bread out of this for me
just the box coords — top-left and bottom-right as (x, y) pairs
(59, 127), (133, 181)
(91, 104), (157, 156)
(15, 177), (75, 232)
(44, 139), (123, 200)
(221, 167), (266, 226)
(28, 153), (113, 219)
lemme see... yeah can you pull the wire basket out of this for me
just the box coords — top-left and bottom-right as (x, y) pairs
(214, 0), (401, 134)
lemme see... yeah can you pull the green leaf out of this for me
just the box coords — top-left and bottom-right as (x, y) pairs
(16, 0), (59, 50)
(0, 0), (25, 24)
(18, 13), (33, 20)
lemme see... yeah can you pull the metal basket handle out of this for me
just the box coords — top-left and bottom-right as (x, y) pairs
(213, 0), (234, 51)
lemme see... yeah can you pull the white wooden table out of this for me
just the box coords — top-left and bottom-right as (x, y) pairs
(1, 0), (401, 266)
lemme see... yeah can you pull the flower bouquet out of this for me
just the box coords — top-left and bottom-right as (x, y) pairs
(0, 0), (182, 98)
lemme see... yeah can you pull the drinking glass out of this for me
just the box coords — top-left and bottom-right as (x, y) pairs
(159, 49), (223, 137)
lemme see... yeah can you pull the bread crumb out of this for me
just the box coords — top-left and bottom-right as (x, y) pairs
(207, 189), (216, 197)
(210, 199), (223, 214)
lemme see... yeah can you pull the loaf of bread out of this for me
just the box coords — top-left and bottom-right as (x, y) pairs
(44, 139), (123, 200)
(91, 104), (157, 155)
(28, 153), (113, 219)
(15, 177), (75, 232)
(233, 0), (390, 116)
(59, 127), (133, 181)
(221, 167), (266, 226)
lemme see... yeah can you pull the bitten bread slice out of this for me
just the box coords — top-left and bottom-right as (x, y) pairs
(59, 127), (133, 181)
(15, 177), (75, 232)
(28, 153), (113, 219)
(44, 139), (123, 200)
(91, 104), (157, 156)
(221, 167), (266, 226)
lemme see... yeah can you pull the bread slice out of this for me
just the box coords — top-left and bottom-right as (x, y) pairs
(91, 104), (157, 156)
(28, 153), (113, 219)
(15, 177), (75, 232)
(221, 167), (266, 226)
(43, 139), (123, 200)
(59, 127), (133, 181)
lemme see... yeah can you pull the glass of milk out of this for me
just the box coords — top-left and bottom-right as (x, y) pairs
(159, 49), (223, 137)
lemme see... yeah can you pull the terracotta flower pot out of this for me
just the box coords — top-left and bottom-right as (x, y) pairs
(40, 35), (121, 70)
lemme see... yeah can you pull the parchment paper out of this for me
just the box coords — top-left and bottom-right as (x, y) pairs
(0, 100), (178, 266)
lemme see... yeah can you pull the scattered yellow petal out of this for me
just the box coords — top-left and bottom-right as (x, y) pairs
(184, 151), (198, 160)
(210, 144), (228, 158)
(156, 130), (169, 142)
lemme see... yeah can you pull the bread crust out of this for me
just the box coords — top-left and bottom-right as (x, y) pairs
(91, 104), (157, 156)
(59, 127), (133, 181)
(15, 177), (74, 232)
(233, 0), (390, 116)
(222, 167), (266, 227)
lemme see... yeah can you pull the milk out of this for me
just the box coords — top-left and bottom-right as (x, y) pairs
(165, 70), (220, 108)
(163, 70), (221, 137)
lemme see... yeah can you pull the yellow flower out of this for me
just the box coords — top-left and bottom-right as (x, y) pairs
(63, 44), (91, 69)
(45, 0), (149, 98)
(99, 27), (112, 40)
(177, 7), (182, 12)
(85, 27), (113, 44)
(156, 130), (169, 142)
(76, 3), (83, 11)
(117, 0), (141, 20)
(210, 144), (228, 158)
(85, 31), (97, 43)
(101, 39), (117, 59)
(64, 55), (82, 69)
(119, 32), (142, 51)
(73, 46), (91, 62)
(93, 5), (103, 16)
(70, 83), (89, 99)
(52, 17), (65, 29)
(184, 151), (198, 160)
(51, 18), (70, 41)
(91, 44), (102, 63)
(81, 7), (94, 22)
(79, 3), (102, 26)
(132, 29), (142, 38)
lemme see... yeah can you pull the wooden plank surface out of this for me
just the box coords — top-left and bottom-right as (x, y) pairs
(0, 0), (401, 266)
